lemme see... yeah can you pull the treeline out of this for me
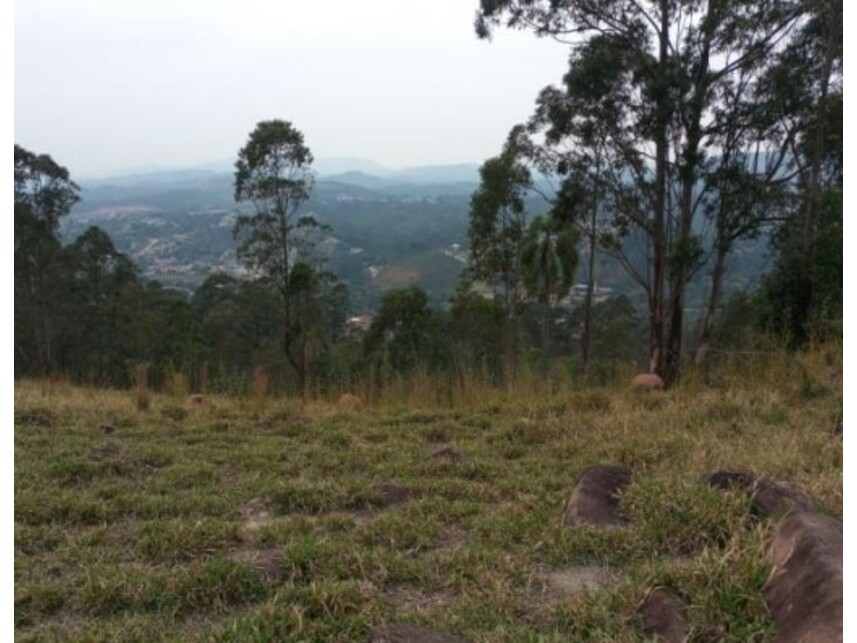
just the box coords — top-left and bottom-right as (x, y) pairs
(15, 0), (841, 394)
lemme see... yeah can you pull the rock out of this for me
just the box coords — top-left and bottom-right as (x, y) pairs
(751, 479), (816, 519)
(187, 393), (204, 405)
(368, 624), (467, 643)
(338, 393), (364, 412)
(563, 465), (632, 527)
(763, 510), (842, 643)
(638, 589), (688, 643)
(376, 482), (412, 507)
(255, 419), (274, 430)
(831, 420), (842, 437)
(703, 470), (756, 491)
(99, 423), (116, 434)
(703, 471), (815, 519)
(630, 373), (665, 391)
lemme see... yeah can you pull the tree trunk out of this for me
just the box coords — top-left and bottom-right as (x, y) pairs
(649, 0), (670, 379)
(692, 238), (728, 368)
(580, 152), (600, 384)
(795, 0), (836, 343)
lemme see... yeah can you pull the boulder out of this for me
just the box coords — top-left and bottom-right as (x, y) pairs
(630, 373), (665, 391)
(751, 479), (816, 519)
(638, 589), (688, 643)
(703, 471), (815, 519)
(337, 393), (364, 412)
(563, 465), (632, 527)
(368, 624), (467, 643)
(763, 510), (842, 643)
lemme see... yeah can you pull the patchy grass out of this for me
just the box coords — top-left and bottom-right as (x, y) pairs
(14, 372), (841, 641)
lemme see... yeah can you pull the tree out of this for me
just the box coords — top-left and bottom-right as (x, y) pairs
(232, 119), (321, 393)
(477, 0), (811, 384)
(364, 287), (436, 377)
(521, 215), (578, 375)
(466, 134), (532, 379)
(63, 226), (139, 383)
(14, 145), (80, 375)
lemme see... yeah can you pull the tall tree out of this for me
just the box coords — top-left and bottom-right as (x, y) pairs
(477, 0), (808, 384)
(466, 134), (532, 380)
(232, 119), (321, 393)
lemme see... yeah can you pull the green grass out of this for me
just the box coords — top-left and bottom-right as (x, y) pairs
(14, 373), (842, 641)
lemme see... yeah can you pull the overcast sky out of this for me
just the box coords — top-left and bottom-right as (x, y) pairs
(15, 0), (571, 178)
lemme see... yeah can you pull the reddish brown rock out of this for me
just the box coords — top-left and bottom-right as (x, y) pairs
(338, 393), (364, 412)
(563, 465), (632, 527)
(638, 589), (688, 642)
(763, 510), (842, 643)
(368, 624), (467, 643)
(630, 373), (665, 391)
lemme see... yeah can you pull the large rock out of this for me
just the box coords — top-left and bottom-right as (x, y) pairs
(763, 510), (842, 643)
(703, 471), (815, 519)
(368, 624), (467, 642)
(563, 465), (632, 527)
(638, 589), (688, 643)
(630, 373), (665, 391)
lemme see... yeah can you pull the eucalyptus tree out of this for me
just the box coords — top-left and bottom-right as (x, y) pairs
(232, 119), (324, 393)
(466, 135), (532, 379)
(476, 0), (812, 384)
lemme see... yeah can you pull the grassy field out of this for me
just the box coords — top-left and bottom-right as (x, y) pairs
(14, 359), (842, 641)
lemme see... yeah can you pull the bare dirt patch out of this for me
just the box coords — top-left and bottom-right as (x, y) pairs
(541, 565), (621, 597)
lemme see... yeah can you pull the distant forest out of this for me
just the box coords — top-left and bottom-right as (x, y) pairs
(15, 0), (841, 395)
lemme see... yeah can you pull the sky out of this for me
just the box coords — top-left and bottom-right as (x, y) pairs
(15, 0), (572, 178)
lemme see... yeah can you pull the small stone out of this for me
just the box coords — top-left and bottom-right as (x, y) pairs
(630, 373), (665, 391)
(563, 465), (632, 528)
(638, 589), (688, 643)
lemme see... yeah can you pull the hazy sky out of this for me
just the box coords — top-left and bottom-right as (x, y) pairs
(15, 0), (571, 178)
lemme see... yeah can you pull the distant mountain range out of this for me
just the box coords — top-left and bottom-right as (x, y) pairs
(64, 161), (489, 311)
(63, 159), (773, 315)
